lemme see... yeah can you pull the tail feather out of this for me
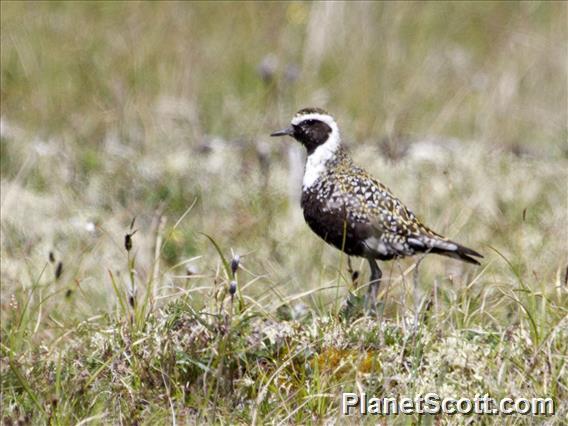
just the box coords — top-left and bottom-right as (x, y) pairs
(409, 235), (483, 265)
(431, 243), (483, 265)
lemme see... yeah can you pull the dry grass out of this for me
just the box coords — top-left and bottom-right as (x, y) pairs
(1, 2), (567, 424)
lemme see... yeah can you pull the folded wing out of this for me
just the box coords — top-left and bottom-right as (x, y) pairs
(339, 170), (483, 264)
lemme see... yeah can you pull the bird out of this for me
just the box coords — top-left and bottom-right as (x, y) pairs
(271, 107), (482, 308)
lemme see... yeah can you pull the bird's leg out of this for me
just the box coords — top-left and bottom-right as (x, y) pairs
(366, 259), (382, 311)
(347, 257), (360, 290)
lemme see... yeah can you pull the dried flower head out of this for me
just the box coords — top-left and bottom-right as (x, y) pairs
(124, 230), (137, 252)
(230, 254), (240, 277)
(55, 261), (63, 280)
(229, 280), (237, 296)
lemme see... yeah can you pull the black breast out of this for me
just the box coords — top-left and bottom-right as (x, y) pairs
(300, 186), (371, 257)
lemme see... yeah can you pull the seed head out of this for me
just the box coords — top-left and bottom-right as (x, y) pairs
(230, 254), (240, 277)
(257, 54), (278, 83)
(229, 280), (237, 296)
(124, 230), (137, 252)
(55, 261), (63, 280)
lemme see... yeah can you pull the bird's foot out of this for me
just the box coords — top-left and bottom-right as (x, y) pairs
(340, 292), (383, 320)
(364, 294), (383, 317)
(339, 291), (365, 320)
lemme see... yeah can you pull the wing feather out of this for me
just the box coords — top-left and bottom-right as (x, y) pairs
(336, 169), (482, 264)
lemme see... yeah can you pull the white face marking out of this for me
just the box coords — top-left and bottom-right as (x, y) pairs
(291, 113), (338, 129)
(293, 113), (341, 189)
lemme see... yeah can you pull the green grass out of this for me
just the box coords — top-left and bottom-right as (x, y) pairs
(1, 1), (567, 424)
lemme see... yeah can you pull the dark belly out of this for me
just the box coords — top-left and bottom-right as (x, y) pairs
(301, 192), (370, 257)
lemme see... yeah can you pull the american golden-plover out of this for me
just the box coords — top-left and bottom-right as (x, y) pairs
(271, 108), (482, 307)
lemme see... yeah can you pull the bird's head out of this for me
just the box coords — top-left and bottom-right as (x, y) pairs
(270, 108), (340, 155)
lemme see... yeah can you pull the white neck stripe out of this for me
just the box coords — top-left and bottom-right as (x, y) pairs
(302, 123), (341, 189)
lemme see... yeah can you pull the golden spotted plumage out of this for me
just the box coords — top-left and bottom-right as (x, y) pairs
(301, 146), (481, 263)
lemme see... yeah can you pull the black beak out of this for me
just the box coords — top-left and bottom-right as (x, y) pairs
(270, 126), (294, 137)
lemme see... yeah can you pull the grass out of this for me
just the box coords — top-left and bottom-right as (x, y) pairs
(1, 1), (567, 424)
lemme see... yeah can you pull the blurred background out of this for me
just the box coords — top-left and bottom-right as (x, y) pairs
(1, 1), (567, 320)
